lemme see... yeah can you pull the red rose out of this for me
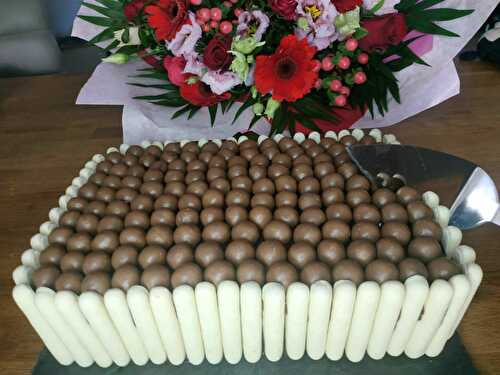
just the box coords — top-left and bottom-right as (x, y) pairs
(180, 81), (231, 106)
(124, 0), (146, 21)
(145, 0), (188, 41)
(331, 0), (362, 13)
(358, 13), (408, 52)
(163, 56), (187, 86)
(203, 35), (233, 71)
(269, 0), (297, 20)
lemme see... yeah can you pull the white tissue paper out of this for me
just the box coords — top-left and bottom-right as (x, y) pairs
(72, 0), (498, 143)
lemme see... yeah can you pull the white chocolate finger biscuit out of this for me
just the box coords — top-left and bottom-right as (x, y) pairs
(367, 281), (405, 359)
(285, 282), (309, 360)
(263, 282), (285, 362)
(13, 285), (74, 366)
(387, 275), (429, 357)
(326, 280), (357, 360)
(80, 291), (130, 366)
(240, 282), (262, 363)
(218, 281), (242, 364)
(345, 281), (381, 362)
(195, 282), (223, 364)
(150, 287), (186, 365)
(127, 286), (166, 365)
(104, 289), (149, 365)
(35, 288), (93, 367)
(306, 281), (332, 360)
(173, 285), (205, 365)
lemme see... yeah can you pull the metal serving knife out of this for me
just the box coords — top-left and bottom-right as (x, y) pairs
(347, 144), (500, 230)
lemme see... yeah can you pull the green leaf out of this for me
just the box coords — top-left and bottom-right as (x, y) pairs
(171, 105), (192, 120)
(406, 16), (459, 37)
(78, 15), (115, 27)
(134, 94), (172, 101)
(188, 107), (201, 119)
(395, 0), (417, 12)
(295, 114), (321, 133)
(366, 0), (386, 16)
(416, 8), (474, 21)
(128, 82), (177, 91)
(82, 2), (125, 19)
(248, 115), (261, 130)
(152, 99), (187, 107)
(232, 99), (256, 125)
(414, 0), (445, 9)
(208, 105), (218, 127)
(93, 0), (123, 9)
(88, 28), (115, 44)
(220, 100), (230, 114)
(133, 72), (170, 81)
(353, 27), (369, 40)
(103, 39), (120, 51)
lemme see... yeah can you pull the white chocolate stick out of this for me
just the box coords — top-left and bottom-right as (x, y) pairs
(404, 280), (453, 358)
(150, 287), (186, 365)
(126, 286), (167, 365)
(12, 265), (33, 285)
(55, 291), (112, 367)
(345, 281), (381, 362)
(387, 275), (429, 356)
(30, 233), (48, 252)
(218, 281), (243, 364)
(449, 263), (483, 336)
(79, 291), (130, 366)
(442, 226), (463, 256)
(35, 288), (93, 367)
(285, 282), (309, 360)
(195, 282), (223, 364)
(13, 285), (74, 366)
(306, 281), (332, 360)
(367, 281), (405, 359)
(426, 275), (470, 356)
(263, 282), (286, 362)
(21, 249), (40, 269)
(173, 285), (205, 365)
(326, 280), (357, 360)
(240, 282), (262, 363)
(293, 133), (306, 143)
(104, 289), (149, 365)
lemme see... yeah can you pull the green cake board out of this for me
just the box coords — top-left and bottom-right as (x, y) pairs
(33, 334), (476, 375)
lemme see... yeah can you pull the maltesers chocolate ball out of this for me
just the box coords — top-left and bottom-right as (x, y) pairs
(288, 241), (316, 269)
(237, 259), (266, 285)
(300, 261), (332, 285)
(194, 241), (224, 268)
(267, 261), (299, 288)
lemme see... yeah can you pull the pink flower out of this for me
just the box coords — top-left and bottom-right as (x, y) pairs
(167, 12), (202, 57)
(163, 56), (188, 86)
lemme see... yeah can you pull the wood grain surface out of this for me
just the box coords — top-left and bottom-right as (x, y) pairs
(0, 59), (499, 374)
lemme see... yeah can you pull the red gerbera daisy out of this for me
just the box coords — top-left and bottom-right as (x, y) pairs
(180, 81), (231, 106)
(254, 35), (318, 102)
(145, 0), (188, 41)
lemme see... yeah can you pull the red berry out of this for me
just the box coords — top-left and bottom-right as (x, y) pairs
(219, 21), (233, 34)
(210, 20), (219, 29)
(340, 86), (350, 96)
(223, 1), (232, 7)
(314, 79), (322, 89)
(357, 53), (369, 65)
(230, 0), (238, 3)
(202, 24), (210, 32)
(334, 95), (347, 107)
(198, 8), (211, 22)
(338, 57), (351, 70)
(210, 7), (222, 21)
(321, 57), (334, 71)
(190, 0), (202, 5)
(329, 79), (342, 92)
(354, 72), (367, 84)
(345, 38), (358, 52)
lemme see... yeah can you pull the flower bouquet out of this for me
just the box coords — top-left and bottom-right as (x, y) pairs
(78, 0), (475, 135)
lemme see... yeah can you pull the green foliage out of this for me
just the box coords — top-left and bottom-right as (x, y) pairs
(396, 0), (473, 37)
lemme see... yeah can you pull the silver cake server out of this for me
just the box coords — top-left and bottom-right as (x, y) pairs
(347, 144), (500, 230)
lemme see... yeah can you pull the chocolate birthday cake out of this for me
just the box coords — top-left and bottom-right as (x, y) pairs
(12, 129), (482, 368)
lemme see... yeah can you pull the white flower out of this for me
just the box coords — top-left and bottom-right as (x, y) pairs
(114, 27), (141, 48)
(167, 12), (202, 57)
(201, 70), (241, 95)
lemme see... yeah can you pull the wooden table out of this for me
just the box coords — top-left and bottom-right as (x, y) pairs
(0, 59), (499, 374)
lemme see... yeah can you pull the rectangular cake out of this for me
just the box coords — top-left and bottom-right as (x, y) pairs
(12, 129), (482, 367)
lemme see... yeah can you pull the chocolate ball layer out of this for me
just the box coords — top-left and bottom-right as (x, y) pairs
(36, 134), (461, 294)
